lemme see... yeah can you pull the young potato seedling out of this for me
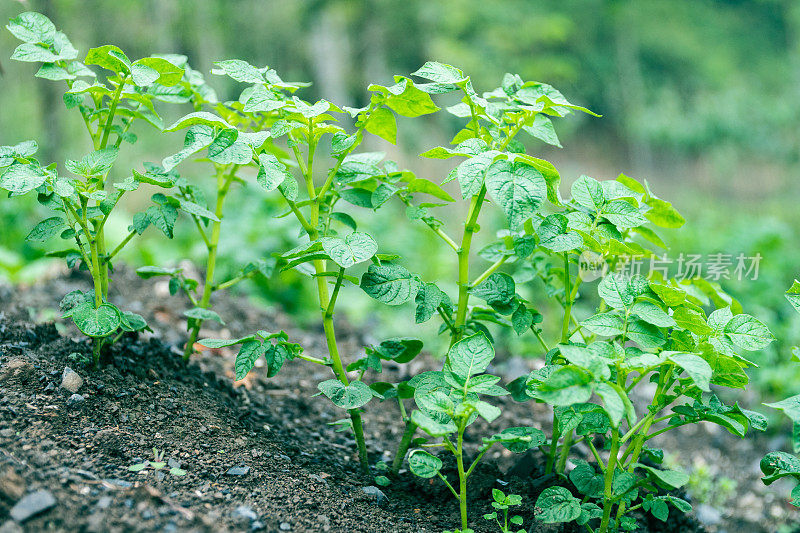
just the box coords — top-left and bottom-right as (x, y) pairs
(3, 13), (210, 366)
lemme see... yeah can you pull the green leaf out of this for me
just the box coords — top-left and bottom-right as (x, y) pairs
(558, 344), (611, 380)
(411, 408), (457, 437)
(594, 382), (626, 427)
(456, 152), (494, 198)
(360, 264), (420, 306)
(162, 125), (214, 171)
(381, 78), (439, 117)
(411, 61), (466, 84)
(724, 314), (775, 351)
(537, 214), (582, 252)
(406, 178), (454, 202)
(71, 302), (121, 338)
(317, 379), (373, 409)
(765, 394), (800, 440)
(408, 450), (443, 478)
(569, 460), (604, 498)
(786, 280), (800, 315)
(447, 332), (494, 382)
(415, 283), (449, 323)
(197, 336), (256, 349)
(602, 199), (647, 229)
(626, 318), (666, 349)
(581, 312), (625, 337)
(632, 301), (676, 327)
(65, 147), (119, 177)
(85, 45), (131, 74)
(0, 164), (47, 194)
(492, 426), (545, 453)
(119, 311), (147, 332)
(26, 217), (65, 242)
(469, 273), (516, 313)
(669, 352), (712, 392)
(164, 111), (232, 132)
(213, 59), (263, 83)
(364, 107), (397, 144)
(131, 57), (183, 87)
(645, 197), (685, 228)
(535, 486), (581, 524)
(7, 12), (56, 43)
(598, 273), (634, 310)
(374, 337), (423, 363)
(321, 232), (378, 268)
(673, 307), (713, 335)
(522, 114), (561, 147)
(760, 452), (800, 485)
(234, 341), (263, 381)
(571, 175), (604, 212)
(485, 159), (546, 229)
(637, 465), (689, 489)
(537, 366), (593, 406)
(146, 196), (178, 238)
(256, 153), (290, 192)
(183, 307), (224, 324)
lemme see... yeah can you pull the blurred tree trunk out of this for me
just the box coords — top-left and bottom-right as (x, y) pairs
(150, 0), (178, 53)
(38, 0), (62, 162)
(608, 0), (652, 172)
(309, 1), (350, 106)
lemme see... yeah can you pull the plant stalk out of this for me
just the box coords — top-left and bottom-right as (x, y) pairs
(599, 430), (621, 533)
(183, 168), (233, 360)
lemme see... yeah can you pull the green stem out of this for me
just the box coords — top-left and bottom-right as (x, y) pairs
(183, 167), (235, 360)
(452, 187), (487, 344)
(599, 430), (621, 533)
(556, 430), (573, 474)
(456, 423), (469, 531)
(313, 254), (369, 472)
(107, 229), (136, 262)
(471, 255), (508, 288)
(99, 75), (128, 150)
(545, 422), (561, 475)
(391, 417), (417, 475)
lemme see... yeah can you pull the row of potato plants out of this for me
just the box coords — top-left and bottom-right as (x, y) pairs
(1, 12), (793, 532)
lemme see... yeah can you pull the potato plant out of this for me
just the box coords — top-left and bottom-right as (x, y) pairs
(2, 11), (784, 533)
(138, 70), (277, 360)
(2, 13), (216, 365)
(760, 279), (800, 506)
(356, 63), (775, 531)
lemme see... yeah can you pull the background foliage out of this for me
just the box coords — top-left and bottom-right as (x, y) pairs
(1, 0), (798, 417)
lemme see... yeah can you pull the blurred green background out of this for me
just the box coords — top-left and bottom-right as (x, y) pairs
(1, 0), (799, 406)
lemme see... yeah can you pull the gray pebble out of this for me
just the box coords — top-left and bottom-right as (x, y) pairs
(9, 490), (56, 522)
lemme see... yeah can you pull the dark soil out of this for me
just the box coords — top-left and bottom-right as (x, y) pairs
(0, 267), (795, 532)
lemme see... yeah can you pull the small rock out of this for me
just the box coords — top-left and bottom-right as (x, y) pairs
(696, 504), (722, 526)
(9, 490), (56, 522)
(250, 521), (264, 531)
(96, 496), (112, 509)
(0, 469), (25, 500)
(0, 429), (14, 439)
(61, 367), (84, 393)
(225, 466), (249, 476)
(66, 394), (85, 408)
(279, 522), (291, 531)
(232, 505), (257, 522)
(361, 486), (388, 506)
(0, 521), (23, 533)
